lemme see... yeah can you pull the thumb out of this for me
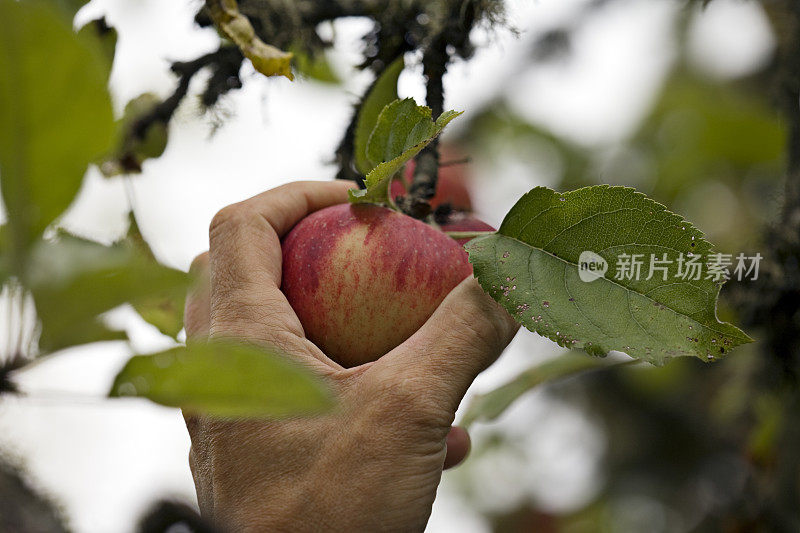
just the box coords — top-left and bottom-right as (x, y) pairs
(378, 277), (519, 413)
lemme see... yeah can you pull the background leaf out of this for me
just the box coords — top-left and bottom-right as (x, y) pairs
(28, 234), (190, 353)
(460, 352), (614, 428)
(349, 99), (461, 204)
(52, 0), (91, 17)
(291, 46), (340, 85)
(466, 185), (752, 365)
(76, 18), (117, 80)
(354, 56), (404, 174)
(125, 213), (185, 339)
(0, 0), (115, 270)
(110, 340), (335, 418)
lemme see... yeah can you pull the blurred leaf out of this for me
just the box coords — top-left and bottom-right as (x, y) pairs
(206, 0), (293, 80)
(354, 56), (404, 174)
(110, 340), (335, 418)
(52, 0), (91, 17)
(76, 18), (117, 79)
(291, 46), (340, 84)
(748, 393), (783, 464)
(350, 99), (462, 204)
(101, 94), (168, 176)
(28, 233), (189, 353)
(0, 227), (9, 284)
(134, 297), (184, 339)
(636, 72), (784, 199)
(463, 102), (592, 190)
(466, 185), (752, 365)
(461, 352), (610, 428)
(125, 213), (185, 338)
(0, 0), (115, 271)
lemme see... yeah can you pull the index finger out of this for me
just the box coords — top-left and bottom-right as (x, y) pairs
(207, 180), (354, 358)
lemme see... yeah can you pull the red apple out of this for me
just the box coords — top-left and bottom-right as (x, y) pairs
(281, 203), (478, 367)
(438, 212), (495, 245)
(391, 152), (473, 212)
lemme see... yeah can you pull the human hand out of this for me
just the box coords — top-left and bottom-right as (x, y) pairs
(184, 180), (518, 532)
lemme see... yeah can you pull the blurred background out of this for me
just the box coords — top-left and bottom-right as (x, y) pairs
(0, 0), (793, 531)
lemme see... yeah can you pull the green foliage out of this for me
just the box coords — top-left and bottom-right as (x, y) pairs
(110, 340), (335, 417)
(101, 94), (169, 177)
(28, 233), (190, 353)
(636, 72), (784, 200)
(76, 18), (117, 79)
(52, 0), (91, 17)
(125, 213), (185, 339)
(0, 0), (115, 271)
(463, 102), (592, 191)
(0, 0), (335, 421)
(461, 352), (612, 428)
(349, 98), (462, 204)
(354, 56), (404, 174)
(466, 185), (752, 365)
(291, 47), (340, 84)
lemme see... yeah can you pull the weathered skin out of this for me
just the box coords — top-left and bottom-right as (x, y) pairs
(281, 203), (475, 367)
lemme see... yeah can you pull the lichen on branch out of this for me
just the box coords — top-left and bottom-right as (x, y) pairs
(205, 0), (294, 80)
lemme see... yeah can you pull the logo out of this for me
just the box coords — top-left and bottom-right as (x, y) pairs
(578, 251), (608, 282)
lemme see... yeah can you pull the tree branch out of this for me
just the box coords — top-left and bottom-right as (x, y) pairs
(402, 0), (481, 218)
(117, 47), (242, 172)
(738, 0), (800, 381)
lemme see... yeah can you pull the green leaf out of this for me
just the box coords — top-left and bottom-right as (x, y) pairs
(110, 340), (336, 418)
(354, 56), (404, 174)
(134, 297), (185, 339)
(28, 233), (190, 353)
(461, 352), (612, 428)
(637, 72), (785, 201)
(125, 212), (185, 338)
(77, 18), (117, 80)
(52, 0), (91, 17)
(0, 0), (115, 271)
(291, 47), (340, 85)
(100, 94), (168, 177)
(0, 226), (9, 284)
(349, 99), (462, 204)
(466, 185), (752, 365)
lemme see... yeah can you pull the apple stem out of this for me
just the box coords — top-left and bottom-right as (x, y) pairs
(444, 230), (495, 240)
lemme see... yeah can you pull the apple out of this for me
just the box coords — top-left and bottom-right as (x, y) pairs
(438, 212), (495, 245)
(281, 203), (489, 367)
(391, 149), (473, 211)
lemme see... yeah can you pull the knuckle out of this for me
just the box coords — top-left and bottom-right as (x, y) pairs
(189, 252), (209, 274)
(209, 203), (251, 237)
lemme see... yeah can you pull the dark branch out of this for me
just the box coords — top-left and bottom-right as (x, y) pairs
(0, 354), (27, 395)
(403, 35), (448, 219)
(403, 0), (481, 218)
(738, 0), (800, 382)
(334, 106), (364, 185)
(334, 19), (415, 184)
(118, 47), (243, 173)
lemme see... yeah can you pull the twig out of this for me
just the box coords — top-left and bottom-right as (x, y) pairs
(119, 47), (242, 173)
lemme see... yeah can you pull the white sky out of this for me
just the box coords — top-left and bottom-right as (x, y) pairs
(0, 1), (775, 531)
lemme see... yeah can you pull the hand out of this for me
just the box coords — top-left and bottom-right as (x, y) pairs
(184, 180), (518, 532)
